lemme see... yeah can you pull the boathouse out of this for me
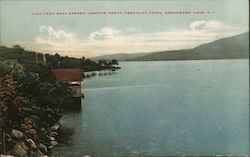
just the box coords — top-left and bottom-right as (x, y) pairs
(52, 68), (84, 109)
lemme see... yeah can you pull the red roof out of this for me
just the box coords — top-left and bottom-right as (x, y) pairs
(52, 68), (83, 81)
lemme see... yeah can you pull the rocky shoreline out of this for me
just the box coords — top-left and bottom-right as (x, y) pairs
(3, 120), (61, 157)
(0, 46), (120, 157)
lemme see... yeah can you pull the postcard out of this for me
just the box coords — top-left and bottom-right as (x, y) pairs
(0, 0), (249, 156)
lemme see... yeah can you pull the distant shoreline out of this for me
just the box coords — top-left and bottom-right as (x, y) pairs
(117, 58), (249, 62)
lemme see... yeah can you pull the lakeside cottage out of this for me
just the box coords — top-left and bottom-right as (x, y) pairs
(52, 68), (84, 109)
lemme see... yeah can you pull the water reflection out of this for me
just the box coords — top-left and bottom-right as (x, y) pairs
(84, 70), (118, 79)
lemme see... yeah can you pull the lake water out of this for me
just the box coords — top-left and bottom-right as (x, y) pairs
(53, 60), (249, 156)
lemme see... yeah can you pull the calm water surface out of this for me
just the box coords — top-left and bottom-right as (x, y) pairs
(53, 60), (249, 156)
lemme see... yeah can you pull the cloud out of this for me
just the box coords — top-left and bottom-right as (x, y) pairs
(34, 21), (246, 58)
(88, 27), (121, 40)
(35, 25), (76, 47)
(189, 20), (232, 31)
(39, 26), (75, 40)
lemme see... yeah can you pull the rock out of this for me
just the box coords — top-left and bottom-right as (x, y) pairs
(49, 136), (55, 141)
(49, 131), (58, 137)
(12, 129), (23, 139)
(37, 149), (47, 157)
(38, 143), (48, 154)
(13, 142), (29, 157)
(50, 140), (58, 146)
(51, 123), (61, 131)
(26, 138), (37, 149)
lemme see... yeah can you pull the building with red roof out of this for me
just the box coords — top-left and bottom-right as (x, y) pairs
(51, 68), (83, 82)
(52, 68), (84, 99)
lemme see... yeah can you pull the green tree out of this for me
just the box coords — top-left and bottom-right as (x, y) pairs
(0, 59), (75, 155)
(13, 45), (24, 55)
(111, 59), (118, 65)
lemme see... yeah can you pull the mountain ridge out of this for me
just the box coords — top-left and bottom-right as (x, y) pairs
(91, 32), (249, 61)
(91, 52), (150, 61)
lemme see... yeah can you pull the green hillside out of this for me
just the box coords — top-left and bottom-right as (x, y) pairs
(91, 52), (149, 61)
(131, 32), (249, 61)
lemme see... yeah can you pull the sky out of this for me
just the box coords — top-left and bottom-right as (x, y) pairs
(0, 0), (249, 58)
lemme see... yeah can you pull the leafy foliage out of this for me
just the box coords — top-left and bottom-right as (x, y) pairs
(0, 45), (119, 72)
(0, 45), (119, 155)
(0, 59), (75, 154)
